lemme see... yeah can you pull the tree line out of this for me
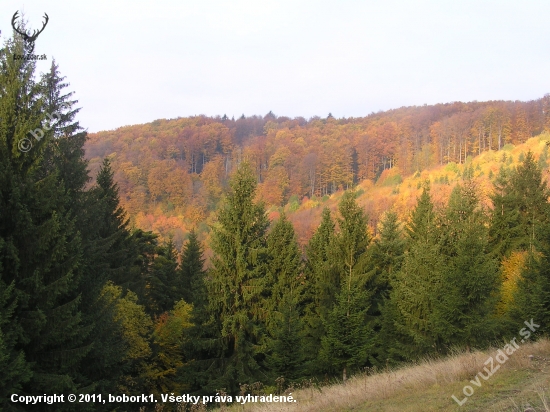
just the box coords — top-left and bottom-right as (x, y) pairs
(3, 32), (550, 411)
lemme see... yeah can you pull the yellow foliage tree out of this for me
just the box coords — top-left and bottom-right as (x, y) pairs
(497, 251), (528, 316)
(200, 155), (224, 204)
(100, 282), (153, 394)
(147, 300), (194, 396)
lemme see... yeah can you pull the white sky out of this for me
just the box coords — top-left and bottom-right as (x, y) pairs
(1, 0), (550, 132)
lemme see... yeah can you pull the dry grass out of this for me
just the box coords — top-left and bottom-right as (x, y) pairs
(224, 338), (550, 412)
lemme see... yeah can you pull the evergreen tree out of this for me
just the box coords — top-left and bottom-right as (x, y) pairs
(130, 229), (159, 302)
(76, 160), (144, 399)
(320, 279), (371, 381)
(320, 191), (372, 381)
(331, 191), (371, 288)
(179, 229), (206, 307)
(146, 238), (180, 316)
(302, 208), (335, 372)
(91, 158), (138, 290)
(490, 152), (550, 258)
(405, 183), (438, 243)
(265, 212), (303, 312)
(375, 296), (410, 366)
(507, 154), (550, 333)
(177, 231), (213, 394)
(367, 211), (405, 316)
(511, 247), (550, 335)
(391, 185), (445, 358)
(264, 292), (305, 383)
(489, 153), (550, 332)
(0, 35), (37, 404)
(39, 63), (132, 402)
(304, 207), (336, 318)
(0, 33), (92, 408)
(95, 158), (132, 255)
(264, 213), (305, 382)
(367, 211), (406, 366)
(207, 162), (270, 393)
(36, 59), (89, 195)
(436, 183), (500, 349)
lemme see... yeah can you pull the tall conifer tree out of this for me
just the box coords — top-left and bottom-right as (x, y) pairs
(207, 162), (269, 392)
(92, 158), (138, 290)
(512, 246), (550, 335)
(0, 35), (39, 407)
(303, 207), (335, 367)
(436, 183), (500, 348)
(367, 211), (405, 317)
(36, 59), (89, 195)
(38, 61), (129, 401)
(0, 34), (91, 408)
(178, 231), (217, 395)
(320, 191), (372, 381)
(265, 212), (303, 312)
(264, 213), (305, 381)
(506, 154), (550, 333)
(490, 152), (550, 258)
(367, 211), (406, 366)
(179, 229), (206, 307)
(146, 238), (180, 316)
(391, 185), (444, 358)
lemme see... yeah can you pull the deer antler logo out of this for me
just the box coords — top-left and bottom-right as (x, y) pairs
(11, 11), (49, 54)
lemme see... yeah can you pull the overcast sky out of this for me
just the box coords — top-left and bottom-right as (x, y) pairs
(1, 0), (550, 132)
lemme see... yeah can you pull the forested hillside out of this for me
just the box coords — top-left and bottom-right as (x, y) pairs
(85, 97), (550, 249)
(4, 27), (550, 412)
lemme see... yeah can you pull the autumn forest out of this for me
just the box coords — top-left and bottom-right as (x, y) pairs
(85, 96), (550, 248)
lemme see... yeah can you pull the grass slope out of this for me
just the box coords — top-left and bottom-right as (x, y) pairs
(223, 339), (550, 412)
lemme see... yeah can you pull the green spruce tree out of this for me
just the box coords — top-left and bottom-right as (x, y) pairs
(264, 213), (306, 382)
(75, 160), (146, 400)
(367, 211), (406, 366)
(146, 238), (180, 316)
(367, 211), (405, 316)
(0, 35), (41, 408)
(490, 152), (550, 258)
(436, 183), (500, 349)
(36, 59), (89, 195)
(320, 191), (372, 381)
(505, 154), (550, 333)
(265, 212), (304, 313)
(391, 185), (445, 358)
(302, 207), (336, 371)
(0, 34), (91, 408)
(177, 231), (213, 394)
(207, 162), (270, 393)
(179, 229), (206, 307)
(489, 153), (550, 333)
(511, 247), (550, 335)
